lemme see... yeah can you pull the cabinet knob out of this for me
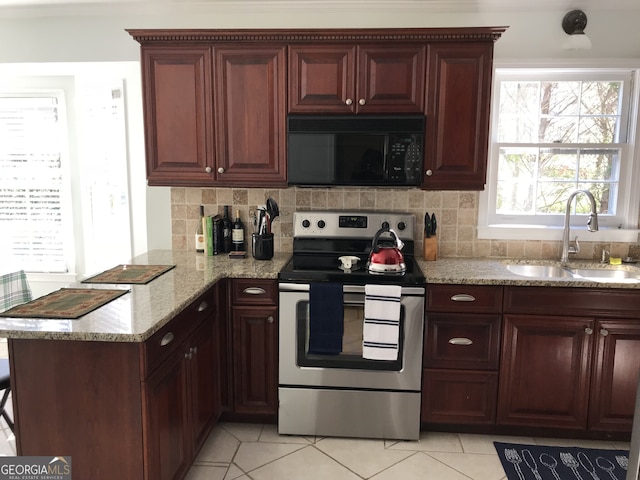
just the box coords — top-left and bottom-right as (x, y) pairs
(185, 351), (193, 359)
(358, 98), (366, 106)
(600, 328), (609, 337)
(217, 167), (225, 174)
(451, 294), (476, 302)
(160, 332), (175, 346)
(197, 301), (209, 312)
(448, 337), (473, 346)
(425, 169), (433, 177)
(345, 98), (353, 106)
(585, 327), (594, 335)
(205, 166), (212, 173)
(267, 316), (274, 324)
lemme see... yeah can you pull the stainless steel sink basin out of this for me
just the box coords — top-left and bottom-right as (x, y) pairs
(506, 264), (573, 278)
(567, 268), (640, 283)
(505, 263), (640, 283)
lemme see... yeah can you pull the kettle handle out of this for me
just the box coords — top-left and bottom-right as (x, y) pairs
(371, 228), (403, 253)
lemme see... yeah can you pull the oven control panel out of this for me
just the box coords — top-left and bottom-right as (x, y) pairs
(294, 211), (415, 240)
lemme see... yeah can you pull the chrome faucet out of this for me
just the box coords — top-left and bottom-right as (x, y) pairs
(561, 189), (599, 264)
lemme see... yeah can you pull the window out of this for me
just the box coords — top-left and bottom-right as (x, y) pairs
(0, 73), (132, 276)
(480, 68), (640, 241)
(0, 93), (71, 273)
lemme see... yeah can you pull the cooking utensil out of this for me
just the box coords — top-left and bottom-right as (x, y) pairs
(522, 449), (543, 480)
(424, 212), (431, 238)
(266, 197), (279, 220)
(367, 228), (406, 274)
(431, 213), (437, 235)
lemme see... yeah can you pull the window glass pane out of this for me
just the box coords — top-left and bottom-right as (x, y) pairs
(498, 82), (539, 143)
(539, 149), (577, 180)
(578, 149), (617, 181)
(0, 95), (67, 272)
(496, 148), (537, 214)
(578, 117), (618, 143)
(541, 81), (580, 116)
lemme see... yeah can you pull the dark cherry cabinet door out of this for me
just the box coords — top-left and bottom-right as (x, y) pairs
(288, 45), (356, 113)
(357, 45), (425, 113)
(424, 42), (494, 190)
(187, 319), (219, 454)
(144, 348), (191, 480)
(589, 319), (640, 432)
(141, 46), (214, 186)
(214, 45), (287, 186)
(288, 44), (425, 114)
(498, 314), (593, 430)
(232, 305), (278, 415)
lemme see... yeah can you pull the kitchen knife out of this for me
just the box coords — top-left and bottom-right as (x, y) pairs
(431, 213), (437, 235)
(424, 212), (431, 238)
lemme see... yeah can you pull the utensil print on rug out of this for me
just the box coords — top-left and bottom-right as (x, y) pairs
(578, 452), (601, 480)
(596, 457), (619, 480)
(540, 453), (562, 480)
(522, 449), (542, 480)
(505, 448), (526, 480)
(561, 452), (584, 480)
(615, 455), (628, 470)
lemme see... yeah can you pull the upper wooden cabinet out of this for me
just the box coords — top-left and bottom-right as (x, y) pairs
(423, 42), (494, 190)
(128, 28), (505, 188)
(140, 46), (215, 186)
(288, 44), (425, 114)
(213, 45), (287, 185)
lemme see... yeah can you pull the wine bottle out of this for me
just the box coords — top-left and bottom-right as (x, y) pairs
(222, 205), (232, 253)
(195, 205), (205, 253)
(232, 209), (245, 252)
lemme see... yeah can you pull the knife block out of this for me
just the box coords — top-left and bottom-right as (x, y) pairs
(423, 236), (438, 261)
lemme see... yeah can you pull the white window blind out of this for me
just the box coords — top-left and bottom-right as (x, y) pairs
(0, 94), (69, 273)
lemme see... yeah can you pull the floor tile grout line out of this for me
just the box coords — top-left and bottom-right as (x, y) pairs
(238, 442), (309, 477)
(306, 444), (368, 480)
(421, 450), (494, 480)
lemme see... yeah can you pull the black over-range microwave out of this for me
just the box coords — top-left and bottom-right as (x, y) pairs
(287, 115), (425, 187)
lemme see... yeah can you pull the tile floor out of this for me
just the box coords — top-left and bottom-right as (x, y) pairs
(185, 422), (631, 480)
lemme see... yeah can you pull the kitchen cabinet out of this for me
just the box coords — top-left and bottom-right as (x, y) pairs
(229, 279), (278, 418)
(129, 28), (505, 188)
(213, 45), (287, 185)
(140, 45), (215, 186)
(422, 284), (502, 425)
(423, 42), (494, 190)
(288, 44), (425, 114)
(499, 286), (640, 434)
(10, 285), (220, 480)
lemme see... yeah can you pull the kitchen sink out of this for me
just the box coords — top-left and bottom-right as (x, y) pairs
(505, 264), (573, 278)
(506, 263), (640, 283)
(567, 268), (640, 283)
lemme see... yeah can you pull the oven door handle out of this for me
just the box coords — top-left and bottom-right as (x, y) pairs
(278, 283), (424, 296)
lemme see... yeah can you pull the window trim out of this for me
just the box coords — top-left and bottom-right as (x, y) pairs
(479, 62), (640, 242)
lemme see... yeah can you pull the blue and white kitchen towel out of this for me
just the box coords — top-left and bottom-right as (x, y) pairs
(363, 284), (401, 361)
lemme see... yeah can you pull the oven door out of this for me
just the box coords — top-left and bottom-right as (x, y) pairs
(278, 283), (425, 391)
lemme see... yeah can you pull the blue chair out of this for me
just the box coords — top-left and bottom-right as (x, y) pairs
(0, 270), (33, 433)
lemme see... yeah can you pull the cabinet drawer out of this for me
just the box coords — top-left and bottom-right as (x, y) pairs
(231, 279), (277, 305)
(424, 313), (501, 370)
(427, 285), (503, 313)
(504, 286), (640, 318)
(422, 369), (498, 424)
(143, 288), (215, 376)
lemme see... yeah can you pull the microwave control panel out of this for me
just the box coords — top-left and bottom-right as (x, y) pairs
(388, 135), (423, 183)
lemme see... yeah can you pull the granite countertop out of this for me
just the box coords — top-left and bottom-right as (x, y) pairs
(2, 251), (638, 343)
(0, 250), (290, 343)
(417, 257), (640, 288)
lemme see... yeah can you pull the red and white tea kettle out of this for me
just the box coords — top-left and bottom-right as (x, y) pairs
(367, 228), (407, 274)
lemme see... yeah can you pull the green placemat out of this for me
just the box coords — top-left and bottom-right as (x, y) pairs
(82, 264), (175, 285)
(0, 288), (129, 319)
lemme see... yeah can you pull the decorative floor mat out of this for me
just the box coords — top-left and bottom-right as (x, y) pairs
(495, 441), (629, 480)
(82, 264), (175, 285)
(0, 288), (129, 319)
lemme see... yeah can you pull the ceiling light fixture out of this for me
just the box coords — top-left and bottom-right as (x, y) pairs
(562, 9), (592, 50)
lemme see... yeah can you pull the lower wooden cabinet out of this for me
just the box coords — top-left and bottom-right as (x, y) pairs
(228, 279), (279, 417)
(498, 287), (640, 435)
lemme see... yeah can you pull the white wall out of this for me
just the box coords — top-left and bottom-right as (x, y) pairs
(1, 1), (639, 261)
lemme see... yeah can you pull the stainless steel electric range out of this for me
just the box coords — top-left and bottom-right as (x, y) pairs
(278, 211), (426, 440)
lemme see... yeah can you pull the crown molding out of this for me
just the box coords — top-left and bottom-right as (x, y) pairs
(126, 27), (507, 44)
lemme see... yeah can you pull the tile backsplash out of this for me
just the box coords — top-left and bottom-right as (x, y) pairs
(171, 187), (640, 260)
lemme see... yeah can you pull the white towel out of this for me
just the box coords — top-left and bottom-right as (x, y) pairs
(363, 284), (401, 361)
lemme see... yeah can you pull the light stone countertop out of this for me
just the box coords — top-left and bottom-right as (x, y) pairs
(417, 257), (640, 288)
(0, 250), (290, 343)
(2, 251), (639, 343)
